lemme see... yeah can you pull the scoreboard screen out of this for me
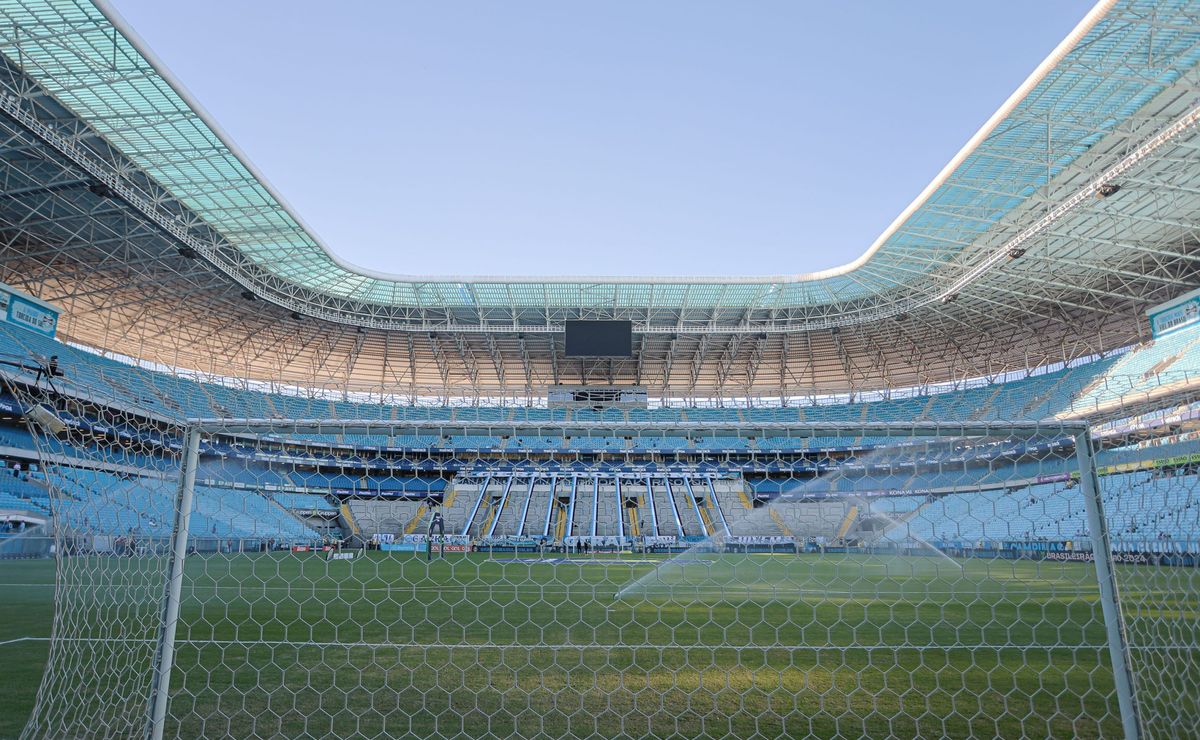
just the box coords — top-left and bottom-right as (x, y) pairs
(564, 320), (633, 357)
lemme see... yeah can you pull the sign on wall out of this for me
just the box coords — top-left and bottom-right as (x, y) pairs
(0, 282), (59, 337)
(1148, 286), (1200, 338)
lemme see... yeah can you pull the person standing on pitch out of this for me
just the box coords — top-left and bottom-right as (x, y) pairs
(427, 507), (445, 560)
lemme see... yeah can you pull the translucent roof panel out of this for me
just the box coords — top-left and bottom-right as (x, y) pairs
(1, 0), (1198, 314)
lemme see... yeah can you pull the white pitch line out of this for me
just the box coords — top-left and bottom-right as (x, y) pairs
(0, 582), (1115, 599)
(5, 636), (1196, 652)
(0, 636), (1124, 651)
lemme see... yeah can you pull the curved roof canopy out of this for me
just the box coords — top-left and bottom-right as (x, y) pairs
(0, 0), (1198, 331)
(0, 0), (1197, 400)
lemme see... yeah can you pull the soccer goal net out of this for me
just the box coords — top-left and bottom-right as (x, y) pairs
(3, 376), (1198, 738)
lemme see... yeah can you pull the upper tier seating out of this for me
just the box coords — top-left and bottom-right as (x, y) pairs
(0, 322), (1198, 452)
(880, 467), (1199, 550)
(47, 466), (319, 542)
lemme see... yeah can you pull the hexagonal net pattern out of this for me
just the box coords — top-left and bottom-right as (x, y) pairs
(4, 378), (1198, 738)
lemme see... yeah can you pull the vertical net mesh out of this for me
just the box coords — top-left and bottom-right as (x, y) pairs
(1101, 455), (1200, 736)
(1, 337), (1198, 737)
(7, 386), (185, 739)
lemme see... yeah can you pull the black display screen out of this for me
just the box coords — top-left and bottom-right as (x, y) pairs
(564, 320), (633, 357)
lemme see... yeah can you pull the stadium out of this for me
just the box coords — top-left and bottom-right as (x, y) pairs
(0, 0), (1198, 737)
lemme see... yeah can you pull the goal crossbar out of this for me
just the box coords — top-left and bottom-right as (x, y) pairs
(189, 418), (1093, 438)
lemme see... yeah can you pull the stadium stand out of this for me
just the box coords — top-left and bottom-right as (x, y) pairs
(2, 321), (1198, 436)
(0, 2), (1198, 735)
(43, 466), (319, 543)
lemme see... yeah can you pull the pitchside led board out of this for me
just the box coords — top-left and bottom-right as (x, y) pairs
(0, 281), (58, 338)
(564, 320), (633, 358)
(1148, 286), (1200, 338)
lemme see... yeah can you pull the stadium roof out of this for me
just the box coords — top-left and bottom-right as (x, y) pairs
(0, 0), (1198, 398)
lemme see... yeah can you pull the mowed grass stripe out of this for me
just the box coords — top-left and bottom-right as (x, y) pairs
(2, 552), (1195, 738)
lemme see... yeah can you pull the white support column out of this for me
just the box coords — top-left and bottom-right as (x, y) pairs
(1075, 429), (1141, 740)
(460, 476), (491, 536)
(145, 426), (201, 740)
(516, 477), (536, 537)
(564, 477), (578, 538)
(706, 477), (732, 537)
(590, 477), (600, 538)
(541, 475), (557, 537)
(662, 479), (686, 538)
(682, 478), (708, 536)
(644, 476), (659, 537)
(487, 477), (516, 538)
(614, 477), (625, 540)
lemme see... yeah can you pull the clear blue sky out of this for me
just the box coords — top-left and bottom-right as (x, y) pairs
(111, 0), (1096, 277)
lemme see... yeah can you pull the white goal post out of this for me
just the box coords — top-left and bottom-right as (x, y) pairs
(9, 397), (1197, 739)
(130, 418), (1141, 740)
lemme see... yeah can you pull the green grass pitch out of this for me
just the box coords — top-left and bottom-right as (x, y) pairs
(0, 551), (1194, 738)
